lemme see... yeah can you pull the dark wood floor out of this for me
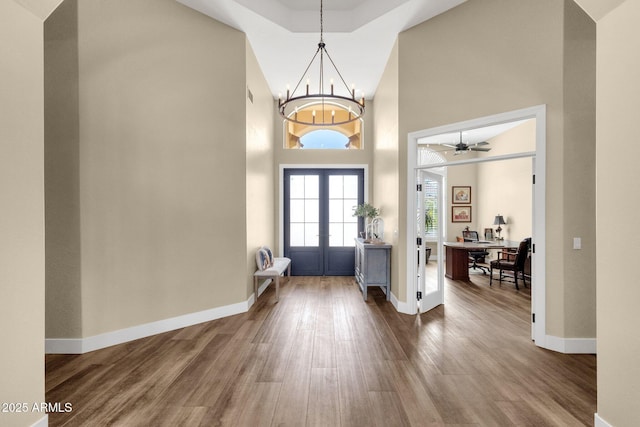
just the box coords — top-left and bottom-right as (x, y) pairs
(46, 270), (596, 426)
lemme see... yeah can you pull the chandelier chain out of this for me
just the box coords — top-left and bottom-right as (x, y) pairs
(320, 0), (324, 43)
(278, 0), (365, 126)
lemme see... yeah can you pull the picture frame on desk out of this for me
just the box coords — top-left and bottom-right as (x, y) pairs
(452, 186), (471, 204)
(484, 228), (494, 240)
(452, 206), (472, 223)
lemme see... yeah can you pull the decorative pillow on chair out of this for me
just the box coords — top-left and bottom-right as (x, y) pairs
(256, 248), (271, 271)
(261, 246), (274, 267)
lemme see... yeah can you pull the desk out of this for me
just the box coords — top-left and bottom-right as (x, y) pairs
(444, 240), (518, 281)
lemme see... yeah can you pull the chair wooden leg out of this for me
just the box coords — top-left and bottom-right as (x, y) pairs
(489, 265), (494, 286)
(275, 275), (280, 302)
(514, 271), (519, 290)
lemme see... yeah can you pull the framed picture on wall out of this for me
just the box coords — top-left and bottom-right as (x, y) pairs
(452, 206), (472, 223)
(452, 186), (471, 204)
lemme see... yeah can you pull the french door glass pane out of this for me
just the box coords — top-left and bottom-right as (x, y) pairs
(289, 175), (320, 247)
(290, 223), (305, 246)
(305, 199), (319, 222)
(329, 224), (343, 247)
(329, 199), (344, 223)
(344, 199), (358, 222)
(290, 200), (304, 222)
(328, 175), (359, 247)
(344, 176), (358, 198)
(290, 176), (305, 198)
(305, 223), (319, 246)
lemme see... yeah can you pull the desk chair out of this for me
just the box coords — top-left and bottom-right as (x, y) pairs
(462, 230), (489, 274)
(489, 238), (530, 290)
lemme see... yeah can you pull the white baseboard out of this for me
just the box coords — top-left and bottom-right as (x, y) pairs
(45, 277), (282, 355)
(31, 414), (48, 427)
(390, 291), (415, 315)
(544, 335), (597, 354)
(594, 413), (612, 427)
(46, 299), (251, 354)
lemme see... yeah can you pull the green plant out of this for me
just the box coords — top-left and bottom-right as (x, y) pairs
(352, 203), (380, 219)
(425, 208), (434, 232)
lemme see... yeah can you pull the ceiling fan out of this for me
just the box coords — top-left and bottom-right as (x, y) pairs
(442, 132), (492, 155)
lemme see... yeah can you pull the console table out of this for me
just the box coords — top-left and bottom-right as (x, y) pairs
(354, 238), (391, 301)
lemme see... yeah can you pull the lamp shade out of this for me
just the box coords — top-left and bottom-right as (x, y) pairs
(493, 215), (506, 225)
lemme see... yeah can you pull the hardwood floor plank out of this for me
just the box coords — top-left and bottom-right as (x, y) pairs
(306, 368), (340, 427)
(45, 275), (596, 426)
(368, 391), (412, 427)
(386, 359), (444, 426)
(270, 328), (314, 427)
(335, 339), (377, 426)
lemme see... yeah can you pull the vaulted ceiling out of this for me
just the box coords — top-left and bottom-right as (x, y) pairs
(177, 0), (466, 98)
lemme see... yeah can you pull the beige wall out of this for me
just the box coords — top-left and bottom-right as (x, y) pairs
(77, 0), (247, 336)
(43, 0), (253, 339)
(562, 0), (597, 339)
(593, 1), (640, 424)
(246, 40), (276, 295)
(477, 120), (535, 244)
(386, 0), (596, 339)
(0, 2), (47, 426)
(446, 162), (478, 245)
(45, 0), (82, 339)
(373, 40), (401, 297)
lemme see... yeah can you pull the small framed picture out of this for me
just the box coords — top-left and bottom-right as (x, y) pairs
(484, 228), (494, 240)
(452, 186), (471, 204)
(452, 206), (472, 223)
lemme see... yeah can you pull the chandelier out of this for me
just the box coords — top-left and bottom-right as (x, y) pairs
(278, 0), (365, 126)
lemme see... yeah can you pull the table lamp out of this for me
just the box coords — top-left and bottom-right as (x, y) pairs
(493, 214), (506, 240)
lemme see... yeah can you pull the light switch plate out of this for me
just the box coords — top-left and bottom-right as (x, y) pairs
(573, 237), (581, 250)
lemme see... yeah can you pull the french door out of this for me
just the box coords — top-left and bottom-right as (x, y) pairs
(417, 170), (444, 312)
(284, 169), (364, 276)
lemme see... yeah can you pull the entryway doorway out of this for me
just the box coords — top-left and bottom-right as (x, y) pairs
(407, 105), (546, 345)
(283, 168), (365, 276)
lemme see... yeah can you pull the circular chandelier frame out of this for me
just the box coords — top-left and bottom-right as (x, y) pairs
(278, 1), (365, 126)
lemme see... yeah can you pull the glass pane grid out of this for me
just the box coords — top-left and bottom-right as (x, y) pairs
(328, 175), (360, 247)
(289, 175), (320, 247)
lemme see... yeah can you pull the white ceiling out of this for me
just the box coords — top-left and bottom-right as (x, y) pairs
(177, 0), (466, 98)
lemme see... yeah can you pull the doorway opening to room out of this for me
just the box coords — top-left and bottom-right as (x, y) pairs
(283, 167), (365, 276)
(407, 105), (546, 345)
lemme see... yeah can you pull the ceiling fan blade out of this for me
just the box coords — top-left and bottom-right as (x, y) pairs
(442, 143), (456, 148)
(470, 147), (491, 152)
(474, 141), (489, 146)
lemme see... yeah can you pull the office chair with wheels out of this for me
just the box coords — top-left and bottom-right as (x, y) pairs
(462, 230), (489, 274)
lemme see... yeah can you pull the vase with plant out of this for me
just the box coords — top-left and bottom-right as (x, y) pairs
(353, 203), (380, 241)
